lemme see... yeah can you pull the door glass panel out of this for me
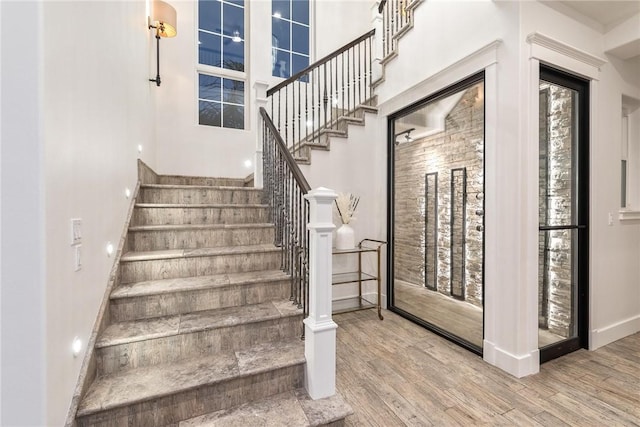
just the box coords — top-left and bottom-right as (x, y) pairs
(538, 79), (579, 348)
(392, 80), (484, 350)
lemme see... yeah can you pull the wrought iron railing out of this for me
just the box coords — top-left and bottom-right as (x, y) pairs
(259, 107), (312, 336)
(381, 0), (413, 59)
(267, 30), (376, 155)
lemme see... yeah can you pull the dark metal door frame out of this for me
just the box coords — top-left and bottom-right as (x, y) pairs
(538, 64), (590, 363)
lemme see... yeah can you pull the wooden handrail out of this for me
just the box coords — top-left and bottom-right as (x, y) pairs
(378, 0), (387, 13)
(267, 29), (376, 97)
(259, 107), (311, 193)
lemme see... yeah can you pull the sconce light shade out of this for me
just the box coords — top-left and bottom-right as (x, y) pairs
(152, 0), (177, 38)
(149, 0), (177, 86)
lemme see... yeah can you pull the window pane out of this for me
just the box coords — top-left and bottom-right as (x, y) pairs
(199, 101), (222, 126)
(273, 49), (290, 78)
(223, 3), (244, 38)
(199, 31), (221, 67)
(292, 23), (309, 55)
(199, 0), (221, 33)
(272, 0), (290, 19)
(223, 78), (244, 105)
(223, 104), (244, 129)
(292, 0), (309, 24)
(226, 0), (244, 6)
(199, 74), (222, 101)
(223, 39), (244, 71)
(292, 53), (308, 76)
(272, 17), (291, 51)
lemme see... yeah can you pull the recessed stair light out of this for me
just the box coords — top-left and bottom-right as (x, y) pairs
(72, 336), (82, 357)
(106, 242), (114, 257)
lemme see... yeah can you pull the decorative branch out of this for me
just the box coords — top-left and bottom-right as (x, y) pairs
(335, 193), (360, 224)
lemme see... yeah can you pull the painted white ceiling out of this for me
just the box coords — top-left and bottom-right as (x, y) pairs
(557, 1), (640, 29)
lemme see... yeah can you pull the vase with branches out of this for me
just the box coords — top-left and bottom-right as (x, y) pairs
(335, 193), (360, 249)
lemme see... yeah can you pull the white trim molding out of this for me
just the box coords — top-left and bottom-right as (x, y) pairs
(590, 315), (640, 350)
(483, 340), (540, 378)
(526, 32), (607, 80)
(619, 210), (640, 221)
(378, 39), (502, 116)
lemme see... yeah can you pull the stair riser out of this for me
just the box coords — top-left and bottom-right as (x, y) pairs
(76, 364), (304, 427)
(139, 188), (262, 204)
(96, 315), (302, 376)
(110, 280), (292, 322)
(133, 207), (269, 226)
(120, 252), (282, 283)
(128, 227), (274, 251)
(158, 177), (247, 187)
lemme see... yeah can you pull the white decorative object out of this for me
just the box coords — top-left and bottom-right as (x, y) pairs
(304, 187), (338, 400)
(334, 192), (360, 250)
(335, 223), (355, 250)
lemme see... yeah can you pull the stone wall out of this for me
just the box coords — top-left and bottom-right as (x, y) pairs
(394, 83), (484, 308)
(538, 83), (575, 338)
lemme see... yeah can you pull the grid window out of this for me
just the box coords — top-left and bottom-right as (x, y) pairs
(272, 0), (309, 78)
(198, 74), (245, 129)
(198, 0), (245, 71)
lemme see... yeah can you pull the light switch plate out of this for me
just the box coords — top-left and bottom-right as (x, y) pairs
(74, 245), (82, 272)
(71, 218), (82, 245)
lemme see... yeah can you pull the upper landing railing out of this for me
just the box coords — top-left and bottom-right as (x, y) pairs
(267, 29), (376, 154)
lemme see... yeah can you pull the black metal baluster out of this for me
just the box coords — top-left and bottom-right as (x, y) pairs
(357, 42), (362, 106)
(285, 85), (289, 148)
(323, 63), (328, 131)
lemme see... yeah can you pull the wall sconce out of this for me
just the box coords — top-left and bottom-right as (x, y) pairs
(148, 0), (177, 87)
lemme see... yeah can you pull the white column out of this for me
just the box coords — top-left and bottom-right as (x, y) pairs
(371, 1), (384, 83)
(303, 187), (338, 400)
(253, 80), (269, 189)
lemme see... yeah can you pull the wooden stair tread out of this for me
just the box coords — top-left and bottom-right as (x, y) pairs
(135, 203), (268, 208)
(141, 184), (262, 191)
(77, 339), (304, 417)
(97, 300), (302, 348)
(128, 223), (274, 232)
(120, 244), (280, 262)
(111, 270), (290, 299)
(179, 388), (353, 427)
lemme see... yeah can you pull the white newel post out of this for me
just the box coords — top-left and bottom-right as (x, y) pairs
(371, 1), (384, 83)
(303, 187), (338, 400)
(253, 80), (269, 189)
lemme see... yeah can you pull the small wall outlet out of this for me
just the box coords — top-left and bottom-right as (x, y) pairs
(608, 212), (613, 226)
(71, 218), (82, 245)
(74, 245), (82, 272)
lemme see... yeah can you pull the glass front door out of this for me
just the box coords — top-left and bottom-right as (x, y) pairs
(538, 65), (589, 362)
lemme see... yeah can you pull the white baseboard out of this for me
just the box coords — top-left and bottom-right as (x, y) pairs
(590, 315), (640, 350)
(483, 339), (539, 378)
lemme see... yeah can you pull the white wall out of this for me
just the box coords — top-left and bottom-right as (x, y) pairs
(42, 1), (156, 423)
(299, 111), (387, 304)
(2, 1), (156, 425)
(154, 0), (375, 179)
(1, 1), (46, 424)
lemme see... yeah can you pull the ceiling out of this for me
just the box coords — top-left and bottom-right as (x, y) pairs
(544, 1), (640, 30)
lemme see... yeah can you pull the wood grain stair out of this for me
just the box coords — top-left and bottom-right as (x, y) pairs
(74, 173), (351, 426)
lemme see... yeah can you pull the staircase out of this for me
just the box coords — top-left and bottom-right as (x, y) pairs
(74, 170), (351, 426)
(266, 0), (422, 166)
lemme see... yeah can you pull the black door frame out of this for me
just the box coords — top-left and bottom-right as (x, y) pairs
(538, 64), (590, 363)
(386, 71), (485, 356)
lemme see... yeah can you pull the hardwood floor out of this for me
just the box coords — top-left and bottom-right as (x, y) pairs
(394, 280), (483, 347)
(394, 280), (565, 349)
(335, 309), (640, 426)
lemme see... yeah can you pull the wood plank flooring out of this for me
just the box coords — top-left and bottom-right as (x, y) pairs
(394, 280), (565, 348)
(335, 309), (640, 426)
